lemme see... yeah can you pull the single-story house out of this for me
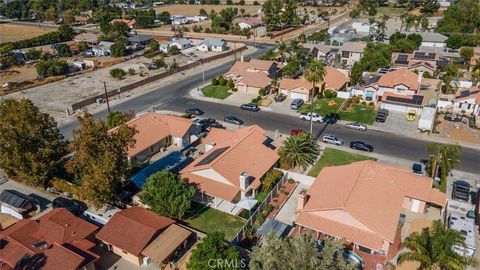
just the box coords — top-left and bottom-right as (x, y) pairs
(74, 15), (95, 25)
(339, 42), (367, 66)
(416, 32), (447, 48)
(197, 38), (227, 52)
(171, 15), (188, 25)
(237, 17), (263, 29)
(392, 50), (445, 74)
(96, 207), (191, 266)
(279, 77), (314, 101)
(169, 38), (193, 51)
(181, 125), (279, 215)
(296, 161), (446, 257)
(323, 66), (348, 92)
(91, 41), (113, 56)
(0, 190), (40, 219)
(108, 113), (196, 166)
(128, 34), (154, 47)
(74, 33), (99, 46)
(0, 208), (99, 270)
(111, 18), (137, 29)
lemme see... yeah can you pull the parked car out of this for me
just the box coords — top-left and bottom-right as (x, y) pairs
(185, 108), (204, 116)
(322, 134), (344, 145)
(412, 163), (424, 175)
(52, 197), (87, 216)
(323, 113), (338, 124)
(194, 118), (216, 129)
(452, 180), (470, 202)
(300, 112), (324, 122)
(290, 98), (304, 110)
(274, 94), (287, 102)
(349, 141), (373, 152)
(240, 103), (260, 112)
(375, 109), (389, 122)
(224, 116), (244, 125)
(291, 129), (304, 136)
(345, 122), (367, 131)
(210, 122), (226, 129)
(406, 110), (417, 121)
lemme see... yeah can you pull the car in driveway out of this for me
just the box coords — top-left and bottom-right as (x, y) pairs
(224, 116), (244, 125)
(345, 122), (367, 131)
(300, 112), (324, 122)
(375, 109), (389, 122)
(290, 98), (304, 110)
(240, 103), (260, 112)
(349, 141), (373, 152)
(274, 94), (287, 102)
(322, 134), (344, 145)
(52, 197), (87, 216)
(185, 108), (204, 116)
(194, 118), (216, 129)
(210, 122), (226, 129)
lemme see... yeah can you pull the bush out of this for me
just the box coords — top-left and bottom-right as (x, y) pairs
(211, 77), (218, 85)
(56, 43), (72, 57)
(355, 99), (361, 104)
(227, 78), (234, 88)
(36, 59), (69, 77)
(110, 41), (127, 57)
(361, 101), (367, 105)
(262, 169), (284, 192)
(323, 89), (336, 98)
(25, 49), (42, 61)
(251, 96), (262, 103)
(287, 178), (295, 184)
(110, 68), (127, 79)
(258, 88), (266, 96)
(218, 76), (226, 86)
(253, 0), (260, 5)
(127, 68), (136, 75)
(231, 87), (238, 92)
(51, 178), (82, 198)
(153, 57), (165, 68)
(369, 101), (374, 107)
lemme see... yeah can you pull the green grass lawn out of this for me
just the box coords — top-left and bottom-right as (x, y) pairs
(359, 7), (408, 18)
(183, 202), (245, 240)
(308, 148), (377, 177)
(299, 98), (345, 115)
(338, 104), (376, 125)
(201, 85), (232, 99)
(255, 191), (268, 202)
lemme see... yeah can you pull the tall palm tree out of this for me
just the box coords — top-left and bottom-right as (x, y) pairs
(277, 42), (288, 63)
(304, 59), (326, 134)
(427, 143), (462, 185)
(279, 133), (319, 171)
(398, 220), (478, 270)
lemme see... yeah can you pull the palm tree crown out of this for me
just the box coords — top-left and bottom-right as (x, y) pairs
(279, 132), (319, 170)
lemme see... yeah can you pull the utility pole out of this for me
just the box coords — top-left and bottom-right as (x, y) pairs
(102, 80), (110, 113)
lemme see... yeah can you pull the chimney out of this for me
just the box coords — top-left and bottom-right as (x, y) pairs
(418, 71), (424, 84)
(297, 190), (309, 210)
(240, 55), (244, 62)
(239, 172), (249, 190)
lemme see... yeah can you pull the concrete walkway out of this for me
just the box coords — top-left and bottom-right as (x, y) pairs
(274, 182), (309, 226)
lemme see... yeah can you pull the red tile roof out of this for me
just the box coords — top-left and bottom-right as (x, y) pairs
(95, 207), (175, 256)
(378, 68), (419, 90)
(324, 66), (348, 91)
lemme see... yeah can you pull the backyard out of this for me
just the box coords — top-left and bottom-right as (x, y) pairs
(201, 85), (232, 99)
(308, 148), (376, 177)
(183, 202), (245, 240)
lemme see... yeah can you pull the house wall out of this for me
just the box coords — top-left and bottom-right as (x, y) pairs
(211, 45), (225, 52)
(130, 137), (169, 165)
(197, 44), (209, 52)
(452, 100), (480, 115)
(421, 41), (445, 48)
(342, 51), (363, 65)
(110, 244), (143, 266)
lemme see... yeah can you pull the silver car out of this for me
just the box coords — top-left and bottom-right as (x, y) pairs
(345, 122), (367, 131)
(322, 134), (344, 145)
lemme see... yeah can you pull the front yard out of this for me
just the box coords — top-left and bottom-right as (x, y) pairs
(299, 98), (376, 124)
(201, 85), (232, 99)
(183, 202), (245, 240)
(299, 98), (345, 115)
(308, 148), (376, 177)
(338, 104), (376, 125)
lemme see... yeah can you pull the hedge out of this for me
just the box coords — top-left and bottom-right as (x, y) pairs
(1, 30), (72, 50)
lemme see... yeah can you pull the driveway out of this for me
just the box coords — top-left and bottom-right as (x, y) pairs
(373, 111), (419, 136)
(269, 97), (298, 117)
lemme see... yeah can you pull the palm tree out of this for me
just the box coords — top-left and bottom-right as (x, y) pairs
(277, 42), (288, 63)
(427, 143), (462, 191)
(398, 220), (478, 270)
(279, 133), (319, 171)
(304, 59), (326, 134)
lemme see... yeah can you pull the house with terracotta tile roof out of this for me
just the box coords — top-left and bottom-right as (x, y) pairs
(109, 113), (197, 166)
(0, 208), (99, 270)
(180, 125), (279, 215)
(295, 161), (446, 257)
(110, 18), (137, 29)
(95, 207), (191, 266)
(226, 59), (281, 95)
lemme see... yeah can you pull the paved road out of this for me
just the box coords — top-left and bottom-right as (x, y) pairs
(57, 46), (480, 175)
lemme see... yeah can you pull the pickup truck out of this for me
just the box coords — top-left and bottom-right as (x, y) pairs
(299, 112), (324, 122)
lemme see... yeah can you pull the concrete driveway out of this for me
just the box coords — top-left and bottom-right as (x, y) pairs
(373, 111), (419, 136)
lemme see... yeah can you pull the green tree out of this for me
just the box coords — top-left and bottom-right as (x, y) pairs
(56, 43), (72, 57)
(77, 41), (89, 52)
(168, 45), (181, 55)
(304, 59), (326, 133)
(148, 39), (159, 51)
(398, 220), (477, 269)
(109, 68), (127, 79)
(140, 171), (195, 219)
(460, 47), (475, 67)
(110, 39), (127, 57)
(135, 9), (155, 28)
(63, 9), (76, 24)
(279, 133), (319, 170)
(427, 143), (462, 191)
(66, 113), (136, 207)
(0, 99), (66, 187)
(106, 111), (133, 129)
(349, 62), (364, 85)
(436, 0), (480, 33)
(440, 63), (460, 94)
(187, 232), (242, 270)
(153, 57), (165, 68)
(58, 24), (75, 40)
(36, 59), (69, 77)
(281, 58), (300, 78)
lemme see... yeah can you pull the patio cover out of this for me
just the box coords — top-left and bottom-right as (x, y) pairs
(237, 198), (258, 210)
(257, 218), (291, 238)
(142, 224), (192, 264)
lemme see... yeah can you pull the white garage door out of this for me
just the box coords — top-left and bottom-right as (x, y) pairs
(381, 103), (408, 113)
(290, 92), (308, 101)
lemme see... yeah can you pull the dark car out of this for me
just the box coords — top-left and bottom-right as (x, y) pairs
(240, 103), (260, 112)
(324, 113), (338, 124)
(210, 122), (226, 129)
(185, 108), (204, 116)
(412, 163), (423, 175)
(274, 94), (287, 102)
(444, 113), (461, 122)
(52, 197), (87, 216)
(224, 116), (244, 125)
(452, 180), (470, 202)
(195, 118), (215, 127)
(349, 141), (374, 152)
(375, 109), (389, 122)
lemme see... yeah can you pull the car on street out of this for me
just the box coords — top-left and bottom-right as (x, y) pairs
(452, 180), (470, 202)
(52, 197), (87, 216)
(406, 110), (417, 121)
(349, 141), (374, 152)
(185, 108), (204, 116)
(291, 129), (304, 136)
(375, 109), (389, 122)
(224, 116), (244, 125)
(300, 112), (324, 122)
(412, 163), (424, 175)
(240, 103), (260, 112)
(290, 98), (304, 110)
(322, 134), (344, 145)
(274, 94), (287, 102)
(345, 122), (367, 131)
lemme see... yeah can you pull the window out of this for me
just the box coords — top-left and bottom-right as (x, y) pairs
(341, 51), (350, 58)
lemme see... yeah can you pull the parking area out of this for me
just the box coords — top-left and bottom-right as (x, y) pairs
(373, 111), (419, 136)
(269, 97), (298, 116)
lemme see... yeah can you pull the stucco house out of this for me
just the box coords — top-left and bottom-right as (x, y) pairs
(339, 42), (367, 66)
(110, 18), (137, 29)
(226, 59), (281, 95)
(197, 38), (227, 52)
(279, 77), (314, 101)
(437, 87), (480, 116)
(169, 38), (193, 51)
(296, 161), (446, 258)
(181, 125), (279, 215)
(237, 17), (263, 29)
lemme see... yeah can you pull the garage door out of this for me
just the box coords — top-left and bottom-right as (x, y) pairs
(381, 103), (408, 113)
(290, 92), (308, 101)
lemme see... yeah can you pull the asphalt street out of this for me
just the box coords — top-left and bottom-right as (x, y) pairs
(57, 46), (480, 175)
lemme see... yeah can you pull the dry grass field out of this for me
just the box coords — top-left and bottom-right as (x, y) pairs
(0, 23), (54, 43)
(154, 4), (261, 16)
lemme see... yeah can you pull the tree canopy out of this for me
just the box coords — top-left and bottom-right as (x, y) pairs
(105, 111), (134, 129)
(262, 0), (298, 31)
(279, 133), (319, 170)
(436, 0), (480, 34)
(187, 232), (242, 270)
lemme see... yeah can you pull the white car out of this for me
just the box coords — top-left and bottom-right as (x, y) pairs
(300, 112), (324, 122)
(345, 122), (367, 131)
(322, 134), (344, 146)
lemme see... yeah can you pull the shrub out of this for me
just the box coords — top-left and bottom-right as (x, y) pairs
(238, 0), (245, 4)
(361, 101), (367, 105)
(25, 49), (42, 61)
(231, 87), (238, 92)
(218, 76), (226, 86)
(283, 191), (290, 196)
(211, 77), (219, 85)
(251, 96), (262, 103)
(323, 89), (337, 98)
(36, 59), (69, 77)
(253, 0), (260, 5)
(127, 68), (136, 75)
(262, 169), (284, 192)
(287, 178), (295, 184)
(355, 99), (361, 104)
(110, 68), (127, 79)
(56, 43), (72, 57)
(110, 41), (127, 57)
(258, 88), (266, 96)
(369, 101), (374, 107)
(51, 178), (82, 197)
(227, 78), (234, 88)
(153, 58), (165, 68)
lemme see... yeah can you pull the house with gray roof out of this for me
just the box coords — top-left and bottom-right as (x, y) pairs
(169, 38), (193, 51)
(197, 38), (227, 52)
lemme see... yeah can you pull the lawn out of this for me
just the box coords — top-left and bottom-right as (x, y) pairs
(201, 85), (232, 99)
(308, 148), (377, 177)
(183, 202), (245, 240)
(338, 104), (376, 125)
(299, 98), (345, 115)
(255, 191), (268, 202)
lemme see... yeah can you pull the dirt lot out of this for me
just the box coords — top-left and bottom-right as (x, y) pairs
(0, 23), (54, 43)
(154, 4), (260, 16)
(436, 117), (480, 144)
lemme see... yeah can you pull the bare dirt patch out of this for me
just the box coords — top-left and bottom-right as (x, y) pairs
(0, 23), (54, 43)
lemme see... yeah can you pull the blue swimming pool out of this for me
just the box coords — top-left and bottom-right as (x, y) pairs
(130, 151), (187, 189)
